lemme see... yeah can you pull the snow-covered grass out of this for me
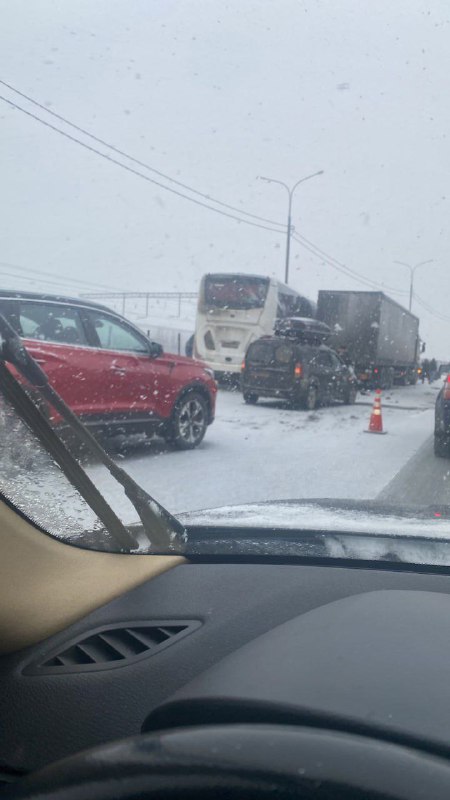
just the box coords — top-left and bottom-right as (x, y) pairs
(87, 382), (438, 517)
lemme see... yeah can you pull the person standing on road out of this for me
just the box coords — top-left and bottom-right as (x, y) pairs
(185, 334), (194, 358)
(421, 358), (429, 384)
(429, 358), (437, 384)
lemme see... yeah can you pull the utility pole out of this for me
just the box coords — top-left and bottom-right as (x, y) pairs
(393, 260), (433, 312)
(259, 170), (323, 284)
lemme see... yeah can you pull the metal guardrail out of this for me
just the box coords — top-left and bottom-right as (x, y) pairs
(80, 291), (198, 315)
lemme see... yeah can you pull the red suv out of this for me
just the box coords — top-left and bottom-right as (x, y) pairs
(0, 291), (217, 449)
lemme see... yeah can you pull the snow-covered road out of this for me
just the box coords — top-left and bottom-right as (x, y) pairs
(88, 382), (440, 518)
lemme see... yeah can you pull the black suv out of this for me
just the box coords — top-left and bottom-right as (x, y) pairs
(241, 318), (357, 410)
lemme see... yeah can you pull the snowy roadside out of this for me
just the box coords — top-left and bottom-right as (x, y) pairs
(87, 383), (439, 517)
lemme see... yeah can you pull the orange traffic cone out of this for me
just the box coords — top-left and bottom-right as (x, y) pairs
(365, 389), (386, 434)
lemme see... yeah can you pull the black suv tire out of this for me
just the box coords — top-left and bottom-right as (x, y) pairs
(243, 392), (258, 405)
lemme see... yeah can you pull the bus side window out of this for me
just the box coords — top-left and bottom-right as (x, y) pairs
(294, 297), (314, 318)
(277, 293), (286, 318)
(277, 293), (297, 318)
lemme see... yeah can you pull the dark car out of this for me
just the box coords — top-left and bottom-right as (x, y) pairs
(434, 375), (450, 457)
(241, 321), (358, 410)
(0, 290), (217, 449)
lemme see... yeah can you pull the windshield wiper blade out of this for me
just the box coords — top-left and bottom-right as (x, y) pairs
(0, 315), (185, 551)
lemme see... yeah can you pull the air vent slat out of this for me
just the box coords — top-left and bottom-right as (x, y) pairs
(44, 656), (66, 667)
(25, 621), (199, 675)
(76, 638), (124, 664)
(125, 627), (170, 648)
(56, 645), (95, 666)
(158, 626), (186, 638)
(99, 632), (144, 659)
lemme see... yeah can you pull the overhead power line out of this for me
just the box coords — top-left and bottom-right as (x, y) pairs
(0, 261), (125, 292)
(413, 291), (450, 324)
(0, 78), (286, 229)
(0, 267), (118, 295)
(292, 234), (407, 295)
(0, 93), (284, 235)
(295, 233), (407, 294)
(0, 268), (86, 292)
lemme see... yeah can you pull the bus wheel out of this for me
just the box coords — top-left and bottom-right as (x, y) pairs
(243, 392), (258, 405)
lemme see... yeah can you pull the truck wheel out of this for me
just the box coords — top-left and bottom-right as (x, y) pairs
(302, 384), (318, 411)
(343, 385), (357, 405)
(166, 391), (208, 450)
(243, 392), (258, 405)
(434, 434), (450, 458)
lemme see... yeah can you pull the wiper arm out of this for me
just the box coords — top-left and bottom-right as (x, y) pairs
(0, 315), (185, 551)
(0, 362), (136, 551)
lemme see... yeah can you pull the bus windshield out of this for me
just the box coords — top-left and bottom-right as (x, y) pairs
(204, 275), (269, 310)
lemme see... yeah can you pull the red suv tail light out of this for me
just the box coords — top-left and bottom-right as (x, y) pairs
(241, 359), (246, 372)
(444, 376), (450, 400)
(294, 362), (303, 378)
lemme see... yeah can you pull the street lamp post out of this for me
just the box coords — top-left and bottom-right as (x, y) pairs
(393, 260), (433, 312)
(259, 170), (323, 285)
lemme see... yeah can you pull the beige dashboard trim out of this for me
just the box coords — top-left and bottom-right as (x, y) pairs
(0, 499), (186, 654)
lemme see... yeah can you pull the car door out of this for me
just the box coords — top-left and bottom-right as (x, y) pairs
(83, 309), (162, 422)
(14, 299), (97, 417)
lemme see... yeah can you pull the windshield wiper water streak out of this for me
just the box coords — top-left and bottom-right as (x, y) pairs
(0, 314), (185, 552)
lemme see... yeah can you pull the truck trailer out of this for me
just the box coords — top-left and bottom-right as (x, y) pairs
(317, 290), (421, 389)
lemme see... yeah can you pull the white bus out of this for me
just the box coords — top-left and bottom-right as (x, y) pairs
(193, 273), (316, 377)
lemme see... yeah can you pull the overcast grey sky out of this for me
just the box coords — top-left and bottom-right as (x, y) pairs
(1, 0), (449, 354)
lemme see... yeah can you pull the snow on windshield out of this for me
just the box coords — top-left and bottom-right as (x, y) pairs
(0, 392), (106, 542)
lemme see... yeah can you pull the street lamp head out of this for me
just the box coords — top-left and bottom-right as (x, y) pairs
(258, 176), (278, 185)
(415, 259), (433, 269)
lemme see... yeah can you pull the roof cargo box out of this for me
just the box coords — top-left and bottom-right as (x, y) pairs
(274, 316), (331, 343)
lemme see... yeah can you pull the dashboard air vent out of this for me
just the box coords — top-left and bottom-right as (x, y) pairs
(24, 620), (200, 675)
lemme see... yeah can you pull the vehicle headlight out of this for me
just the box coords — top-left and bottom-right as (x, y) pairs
(203, 368), (215, 379)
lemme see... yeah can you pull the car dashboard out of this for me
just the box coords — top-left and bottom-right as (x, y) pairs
(2, 554), (450, 792)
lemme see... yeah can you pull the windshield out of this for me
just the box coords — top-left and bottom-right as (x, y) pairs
(1, 2), (450, 564)
(203, 275), (269, 310)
